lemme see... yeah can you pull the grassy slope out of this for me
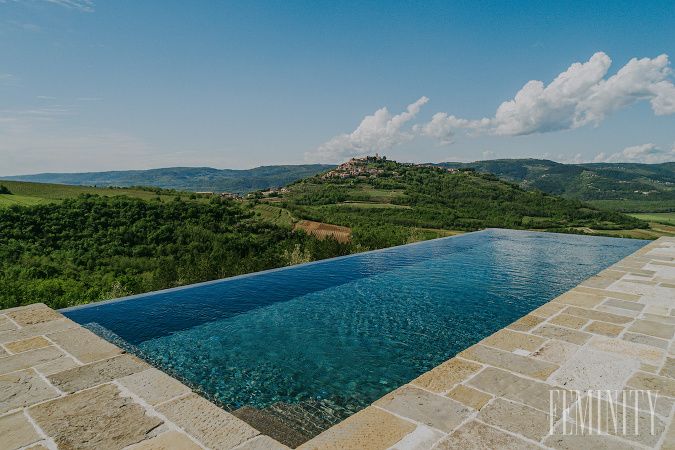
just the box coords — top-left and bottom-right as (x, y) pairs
(0, 180), (202, 206)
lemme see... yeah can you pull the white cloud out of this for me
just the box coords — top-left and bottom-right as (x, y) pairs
(0, 0), (93, 12)
(593, 143), (675, 164)
(482, 151), (496, 160)
(414, 52), (675, 145)
(306, 97), (428, 162)
(412, 113), (487, 145)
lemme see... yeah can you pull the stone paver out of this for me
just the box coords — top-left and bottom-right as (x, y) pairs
(466, 367), (563, 414)
(29, 383), (163, 449)
(0, 345), (65, 375)
(48, 354), (150, 393)
(434, 420), (542, 450)
(373, 385), (471, 432)
(458, 344), (559, 380)
(532, 324), (592, 345)
(4, 336), (51, 354)
(479, 328), (546, 352)
(410, 357), (481, 393)
(5, 304), (64, 326)
(629, 319), (675, 339)
(506, 314), (544, 331)
(549, 347), (640, 391)
(0, 369), (60, 414)
(297, 406), (416, 450)
(118, 368), (191, 406)
(0, 411), (42, 450)
(156, 393), (259, 450)
(0, 316), (19, 333)
(445, 384), (492, 410)
(48, 326), (123, 363)
(476, 398), (552, 441)
(583, 321), (623, 338)
(128, 430), (204, 450)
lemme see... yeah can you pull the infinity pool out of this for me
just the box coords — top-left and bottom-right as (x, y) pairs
(61, 229), (646, 423)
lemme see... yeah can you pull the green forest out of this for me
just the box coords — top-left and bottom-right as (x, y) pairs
(0, 195), (351, 310)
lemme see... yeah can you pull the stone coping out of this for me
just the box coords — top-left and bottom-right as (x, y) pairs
(1, 236), (674, 449)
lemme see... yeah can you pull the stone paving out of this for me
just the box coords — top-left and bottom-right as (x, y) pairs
(1, 236), (674, 449)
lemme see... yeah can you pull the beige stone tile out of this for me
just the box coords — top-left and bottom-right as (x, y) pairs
(595, 305), (640, 318)
(48, 327), (123, 364)
(662, 357), (675, 380)
(457, 344), (558, 380)
(0, 411), (42, 450)
(299, 406), (415, 450)
(544, 420), (648, 450)
(552, 292), (604, 308)
(662, 420), (675, 450)
(561, 306), (633, 324)
(128, 430), (204, 450)
(0, 318), (79, 345)
(118, 368), (191, 406)
(642, 312), (675, 325)
(583, 321), (623, 338)
(29, 383), (163, 450)
(445, 384), (492, 410)
(0, 345), (65, 375)
(373, 385), (471, 432)
(0, 369), (59, 414)
(549, 347), (640, 391)
(0, 346), (7, 357)
(627, 371), (675, 398)
(505, 314), (544, 332)
(156, 393), (258, 450)
(476, 398), (552, 441)
(410, 357), (482, 393)
(532, 324), (591, 345)
(235, 435), (290, 450)
(389, 425), (443, 450)
(572, 286), (641, 301)
(433, 420), (541, 450)
(34, 355), (80, 375)
(5, 336), (51, 354)
(588, 336), (664, 363)
(566, 395), (665, 447)
(531, 339), (580, 365)
(479, 329), (546, 352)
(466, 367), (563, 414)
(0, 316), (19, 333)
(602, 298), (644, 312)
(548, 314), (588, 330)
(48, 354), (150, 393)
(529, 302), (566, 318)
(622, 332), (669, 349)
(628, 319), (675, 339)
(647, 305), (669, 315)
(641, 363), (659, 373)
(5, 305), (64, 326)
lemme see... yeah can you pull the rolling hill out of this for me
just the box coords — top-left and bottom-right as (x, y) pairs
(1, 164), (334, 194)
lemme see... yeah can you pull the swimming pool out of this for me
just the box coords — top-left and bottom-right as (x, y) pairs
(61, 229), (646, 431)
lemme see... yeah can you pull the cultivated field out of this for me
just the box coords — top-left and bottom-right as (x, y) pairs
(629, 213), (675, 225)
(295, 220), (352, 242)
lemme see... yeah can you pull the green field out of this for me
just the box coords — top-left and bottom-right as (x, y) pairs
(0, 180), (203, 206)
(628, 213), (675, 225)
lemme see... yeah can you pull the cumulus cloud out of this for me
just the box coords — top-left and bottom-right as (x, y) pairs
(413, 113), (488, 145)
(306, 97), (428, 162)
(593, 143), (675, 164)
(414, 52), (675, 145)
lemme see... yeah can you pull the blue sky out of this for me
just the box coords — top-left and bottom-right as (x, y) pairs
(1, 0), (674, 175)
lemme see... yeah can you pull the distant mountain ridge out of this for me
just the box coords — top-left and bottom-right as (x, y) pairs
(1, 165), (334, 194)
(437, 159), (675, 211)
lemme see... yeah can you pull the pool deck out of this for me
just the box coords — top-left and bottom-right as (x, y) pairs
(1, 236), (674, 449)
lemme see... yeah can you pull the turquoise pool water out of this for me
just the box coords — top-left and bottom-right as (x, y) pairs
(61, 229), (646, 421)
